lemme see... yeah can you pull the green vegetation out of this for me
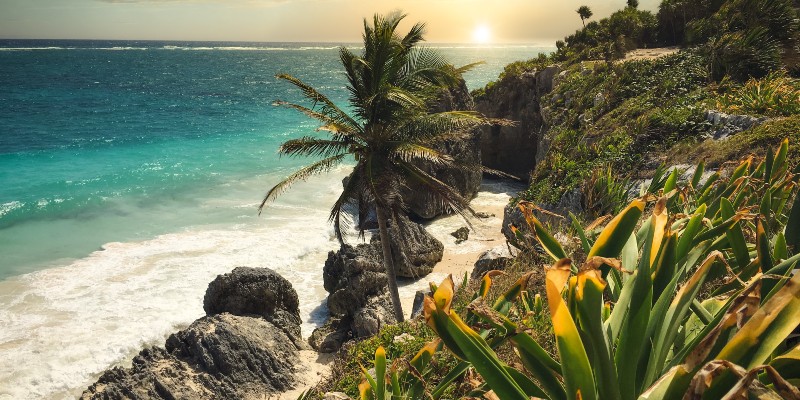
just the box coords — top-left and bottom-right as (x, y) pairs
(669, 115), (800, 168)
(302, 2), (800, 398)
(427, 140), (800, 400)
(518, 50), (711, 205)
(716, 72), (800, 117)
(262, 12), (500, 321)
(313, 141), (800, 399)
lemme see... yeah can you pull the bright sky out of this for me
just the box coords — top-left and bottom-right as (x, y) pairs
(0, 0), (659, 44)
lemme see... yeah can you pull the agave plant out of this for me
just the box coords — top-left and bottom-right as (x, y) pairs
(424, 140), (800, 399)
(358, 341), (441, 400)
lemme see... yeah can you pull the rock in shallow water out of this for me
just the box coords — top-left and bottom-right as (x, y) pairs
(83, 267), (304, 399)
(82, 314), (301, 399)
(204, 266), (302, 347)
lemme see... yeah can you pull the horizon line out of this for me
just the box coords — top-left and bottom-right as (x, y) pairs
(0, 37), (558, 47)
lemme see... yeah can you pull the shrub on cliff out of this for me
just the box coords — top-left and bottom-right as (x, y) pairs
(556, 7), (658, 63)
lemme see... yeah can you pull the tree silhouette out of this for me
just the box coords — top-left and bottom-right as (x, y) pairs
(577, 5), (593, 27)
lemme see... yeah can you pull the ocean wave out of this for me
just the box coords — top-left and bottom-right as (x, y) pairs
(0, 210), (340, 399)
(0, 201), (23, 217)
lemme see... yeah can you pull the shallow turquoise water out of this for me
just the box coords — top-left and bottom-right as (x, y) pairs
(0, 40), (552, 278)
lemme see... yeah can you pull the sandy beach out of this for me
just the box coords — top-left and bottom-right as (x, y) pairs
(278, 180), (519, 398)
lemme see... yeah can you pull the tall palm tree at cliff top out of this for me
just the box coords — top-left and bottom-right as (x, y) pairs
(577, 5), (593, 27)
(259, 12), (502, 322)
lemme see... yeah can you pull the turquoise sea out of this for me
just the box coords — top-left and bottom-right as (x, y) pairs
(0, 40), (552, 398)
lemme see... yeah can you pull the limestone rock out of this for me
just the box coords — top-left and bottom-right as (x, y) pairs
(165, 314), (299, 393)
(83, 268), (305, 399)
(476, 65), (561, 180)
(309, 317), (351, 354)
(204, 266), (302, 346)
(317, 214), (442, 351)
(82, 314), (301, 399)
(451, 226), (470, 244)
(410, 290), (428, 319)
(379, 213), (443, 278)
(471, 247), (514, 280)
(705, 110), (768, 140)
(352, 294), (397, 338)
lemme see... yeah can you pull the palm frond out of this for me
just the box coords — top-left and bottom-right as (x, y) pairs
(259, 153), (347, 213)
(275, 74), (360, 131)
(272, 100), (361, 139)
(455, 61), (486, 75)
(279, 136), (354, 158)
(394, 143), (453, 165)
(329, 165), (370, 243)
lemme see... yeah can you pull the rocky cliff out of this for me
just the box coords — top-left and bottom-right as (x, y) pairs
(475, 65), (560, 181)
(402, 79), (483, 219)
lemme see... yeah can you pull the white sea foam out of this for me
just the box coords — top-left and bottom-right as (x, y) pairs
(0, 201), (23, 218)
(0, 170), (350, 399)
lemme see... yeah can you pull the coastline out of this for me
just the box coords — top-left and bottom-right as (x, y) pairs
(279, 178), (522, 398)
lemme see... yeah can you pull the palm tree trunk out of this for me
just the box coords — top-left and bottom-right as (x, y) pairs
(375, 203), (405, 322)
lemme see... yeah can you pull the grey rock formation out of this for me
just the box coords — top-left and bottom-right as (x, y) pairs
(471, 247), (514, 280)
(83, 268), (304, 399)
(705, 110), (768, 140)
(308, 317), (350, 354)
(82, 314), (300, 399)
(352, 294), (397, 338)
(410, 290), (429, 319)
(204, 266), (302, 346)
(501, 202), (527, 246)
(383, 213), (444, 278)
(404, 79), (482, 219)
(314, 214), (441, 351)
(451, 226), (470, 244)
(476, 65), (561, 180)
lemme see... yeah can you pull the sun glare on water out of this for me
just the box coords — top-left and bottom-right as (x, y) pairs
(472, 25), (491, 44)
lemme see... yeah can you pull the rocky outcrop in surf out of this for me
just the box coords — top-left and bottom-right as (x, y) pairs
(311, 214), (443, 352)
(81, 267), (303, 400)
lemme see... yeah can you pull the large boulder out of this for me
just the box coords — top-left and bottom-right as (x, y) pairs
(403, 79), (482, 219)
(83, 268), (305, 399)
(471, 247), (514, 280)
(204, 266), (302, 345)
(383, 213), (444, 278)
(82, 314), (300, 399)
(476, 65), (561, 180)
(313, 214), (440, 351)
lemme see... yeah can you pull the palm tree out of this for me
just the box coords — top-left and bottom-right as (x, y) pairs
(577, 5), (593, 27)
(259, 12), (502, 322)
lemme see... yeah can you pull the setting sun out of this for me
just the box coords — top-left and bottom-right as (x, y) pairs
(472, 25), (491, 44)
